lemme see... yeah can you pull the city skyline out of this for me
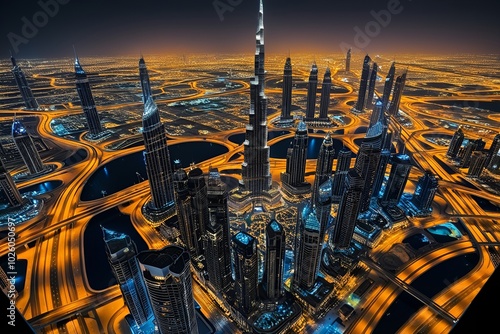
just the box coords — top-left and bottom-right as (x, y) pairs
(1, 0), (499, 59)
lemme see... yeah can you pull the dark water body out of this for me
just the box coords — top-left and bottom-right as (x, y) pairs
(471, 195), (500, 212)
(269, 137), (346, 159)
(83, 207), (148, 291)
(0, 259), (27, 293)
(20, 180), (63, 195)
(373, 252), (479, 334)
(81, 141), (228, 201)
(403, 233), (431, 250)
(354, 126), (367, 134)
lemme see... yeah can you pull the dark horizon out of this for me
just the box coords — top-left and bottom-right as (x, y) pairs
(1, 0), (498, 59)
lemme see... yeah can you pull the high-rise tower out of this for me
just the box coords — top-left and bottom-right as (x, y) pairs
(330, 169), (363, 250)
(332, 147), (352, 202)
(137, 246), (199, 334)
(381, 62), (396, 110)
(0, 159), (24, 208)
(139, 56), (153, 103)
(281, 121), (310, 193)
(371, 148), (391, 199)
(411, 171), (438, 213)
(10, 55), (39, 110)
(142, 97), (175, 220)
(486, 134), (500, 169)
(240, 0), (272, 198)
(354, 55), (371, 112)
(447, 127), (465, 158)
(311, 133), (335, 205)
(345, 48), (351, 72)
(101, 227), (153, 330)
(12, 119), (48, 175)
(205, 168), (232, 294)
(468, 151), (488, 178)
(232, 232), (259, 315)
(281, 57), (293, 120)
(366, 62), (378, 107)
(380, 154), (412, 207)
(319, 67), (332, 120)
(388, 70), (407, 116)
(263, 219), (285, 301)
(74, 55), (104, 137)
(306, 63), (319, 120)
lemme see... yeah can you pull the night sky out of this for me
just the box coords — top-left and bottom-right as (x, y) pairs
(1, 0), (498, 59)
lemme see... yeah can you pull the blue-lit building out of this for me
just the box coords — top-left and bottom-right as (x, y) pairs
(232, 232), (259, 316)
(411, 171), (438, 214)
(137, 245), (199, 334)
(311, 133), (334, 206)
(0, 159), (24, 209)
(380, 154), (412, 207)
(101, 227), (154, 332)
(263, 220), (285, 301)
(10, 55), (39, 110)
(12, 119), (48, 175)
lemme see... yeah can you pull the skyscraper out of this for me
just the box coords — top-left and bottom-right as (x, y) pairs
(354, 125), (383, 212)
(101, 227), (153, 330)
(381, 62), (396, 110)
(240, 0), (272, 197)
(345, 48), (351, 72)
(294, 204), (322, 291)
(263, 219), (285, 301)
(447, 127), (465, 158)
(0, 159), (24, 208)
(139, 56), (153, 103)
(388, 70), (407, 116)
(369, 100), (384, 128)
(281, 57), (293, 120)
(142, 96), (175, 219)
(137, 246), (199, 334)
(371, 148), (391, 199)
(330, 169), (363, 250)
(232, 232), (259, 315)
(486, 134), (500, 169)
(366, 62), (378, 107)
(460, 138), (485, 168)
(332, 147), (352, 202)
(319, 67), (332, 120)
(380, 154), (412, 207)
(281, 121), (310, 193)
(10, 55), (39, 110)
(12, 119), (48, 175)
(411, 171), (438, 213)
(311, 133), (335, 205)
(354, 55), (371, 112)
(74, 55), (104, 138)
(205, 168), (232, 294)
(468, 151), (488, 178)
(306, 63), (319, 120)
(315, 177), (333, 243)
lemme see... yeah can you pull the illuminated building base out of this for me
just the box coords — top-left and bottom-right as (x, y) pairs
(0, 197), (43, 227)
(142, 201), (176, 227)
(228, 182), (282, 214)
(83, 129), (113, 143)
(13, 164), (56, 181)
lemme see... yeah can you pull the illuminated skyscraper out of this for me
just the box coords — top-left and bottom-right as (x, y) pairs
(354, 55), (371, 112)
(447, 127), (465, 158)
(366, 62), (378, 107)
(263, 219), (285, 301)
(345, 48), (351, 72)
(142, 97), (175, 220)
(486, 134), (500, 169)
(10, 55), (39, 110)
(411, 171), (438, 213)
(369, 100), (384, 128)
(0, 159), (24, 208)
(315, 177), (333, 243)
(319, 67), (332, 120)
(281, 57), (293, 120)
(205, 168), (232, 293)
(381, 62), (396, 110)
(460, 138), (485, 168)
(330, 169), (363, 250)
(281, 121), (310, 193)
(371, 148), (391, 199)
(332, 147), (352, 202)
(468, 151), (488, 178)
(137, 246), (198, 334)
(101, 227), (153, 330)
(294, 204), (322, 290)
(380, 154), (412, 207)
(311, 133), (335, 205)
(12, 119), (47, 175)
(240, 0), (272, 197)
(305, 63), (319, 120)
(139, 56), (153, 103)
(354, 125), (383, 212)
(232, 232), (259, 315)
(388, 70), (407, 116)
(74, 55), (104, 137)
